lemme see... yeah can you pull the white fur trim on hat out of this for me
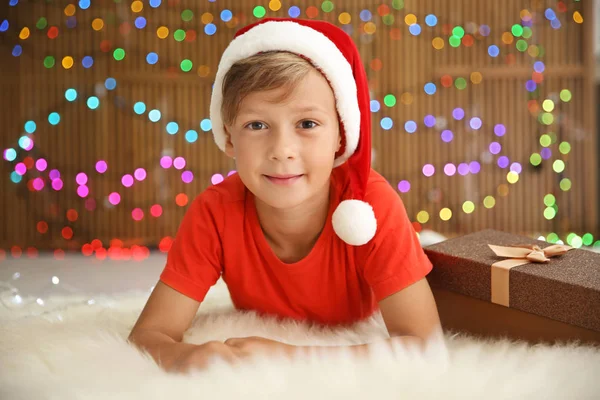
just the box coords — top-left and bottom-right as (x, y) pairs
(332, 199), (377, 246)
(210, 20), (360, 167)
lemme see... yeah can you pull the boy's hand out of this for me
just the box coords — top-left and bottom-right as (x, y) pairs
(167, 340), (242, 373)
(224, 336), (295, 359)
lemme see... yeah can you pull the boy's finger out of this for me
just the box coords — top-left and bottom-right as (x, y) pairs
(224, 337), (243, 346)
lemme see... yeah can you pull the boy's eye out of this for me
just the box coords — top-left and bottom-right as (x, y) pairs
(246, 122), (266, 130)
(299, 120), (318, 129)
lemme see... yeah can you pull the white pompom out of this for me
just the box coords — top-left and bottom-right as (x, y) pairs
(332, 200), (377, 246)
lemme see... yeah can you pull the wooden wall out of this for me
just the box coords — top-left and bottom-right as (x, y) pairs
(0, 0), (596, 252)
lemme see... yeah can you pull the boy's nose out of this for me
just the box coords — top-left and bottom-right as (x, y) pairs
(268, 129), (298, 161)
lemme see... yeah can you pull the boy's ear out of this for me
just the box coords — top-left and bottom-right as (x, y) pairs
(224, 126), (235, 158)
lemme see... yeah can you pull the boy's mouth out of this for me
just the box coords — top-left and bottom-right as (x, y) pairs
(264, 174), (304, 186)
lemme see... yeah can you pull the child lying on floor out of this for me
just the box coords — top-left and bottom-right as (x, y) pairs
(128, 17), (443, 373)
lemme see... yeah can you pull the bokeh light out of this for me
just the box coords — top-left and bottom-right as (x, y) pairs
(82, 56), (94, 68)
(494, 124), (506, 137)
(211, 174), (225, 185)
(166, 122), (179, 135)
(462, 201), (475, 214)
(483, 196), (496, 209)
(134, 168), (147, 181)
(105, 78), (117, 90)
(380, 118), (393, 130)
(113, 48), (125, 61)
(404, 120), (417, 133)
(452, 108), (465, 120)
(221, 9), (233, 21)
(65, 88), (77, 101)
(444, 163), (456, 176)
(185, 130), (199, 143)
(560, 89), (572, 102)
(148, 109), (161, 122)
(122, 174), (134, 188)
(176, 193), (188, 206)
(200, 119), (212, 132)
(4, 148), (17, 162)
(76, 172), (88, 186)
(469, 117), (482, 130)
(108, 192), (121, 205)
(131, 1), (143, 12)
(553, 160), (565, 173)
(370, 100), (381, 112)
(422, 164), (435, 177)
(24, 121), (36, 133)
(160, 156), (173, 169)
(96, 160), (108, 173)
(134, 17), (147, 29)
(134, 102), (146, 115)
(441, 130), (453, 143)
(77, 185), (89, 198)
(440, 208), (452, 221)
(157, 26), (169, 39)
(92, 18), (104, 31)
(48, 112), (60, 125)
(173, 157), (186, 170)
(180, 59), (193, 72)
(132, 208), (144, 221)
(87, 96), (99, 109)
(151, 205), (163, 218)
(182, 171), (194, 183)
(205, 24), (217, 36)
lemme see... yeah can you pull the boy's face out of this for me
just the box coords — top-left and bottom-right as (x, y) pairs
(224, 68), (341, 210)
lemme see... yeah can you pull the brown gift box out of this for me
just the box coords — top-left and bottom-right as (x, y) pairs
(423, 229), (600, 345)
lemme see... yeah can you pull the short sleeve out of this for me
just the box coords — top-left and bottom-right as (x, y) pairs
(159, 189), (224, 303)
(357, 180), (433, 302)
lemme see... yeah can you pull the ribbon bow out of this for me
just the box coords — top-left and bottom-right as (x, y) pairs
(487, 243), (573, 307)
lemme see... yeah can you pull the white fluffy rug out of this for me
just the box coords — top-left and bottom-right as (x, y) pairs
(1, 278), (600, 400)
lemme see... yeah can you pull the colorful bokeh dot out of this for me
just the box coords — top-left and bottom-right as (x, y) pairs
(560, 89), (572, 102)
(185, 130), (199, 143)
(24, 121), (37, 133)
(87, 96), (99, 109)
(440, 208), (452, 221)
(133, 102), (146, 114)
(200, 119), (212, 132)
(380, 117), (393, 130)
(113, 48), (125, 61)
(180, 59), (193, 72)
(148, 110), (161, 122)
(462, 201), (475, 214)
(166, 122), (179, 135)
(48, 112), (60, 125)
(253, 6), (267, 18)
(211, 174), (224, 185)
(44, 56), (56, 68)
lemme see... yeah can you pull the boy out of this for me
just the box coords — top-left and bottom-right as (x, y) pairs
(128, 17), (442, 373)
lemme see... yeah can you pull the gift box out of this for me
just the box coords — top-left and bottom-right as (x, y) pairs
(423, 229), (600, 345)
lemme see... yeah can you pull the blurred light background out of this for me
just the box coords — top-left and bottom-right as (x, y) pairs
(0, 0), (598, 263)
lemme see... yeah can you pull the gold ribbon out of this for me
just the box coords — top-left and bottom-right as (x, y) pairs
(488, 243), (573, 307)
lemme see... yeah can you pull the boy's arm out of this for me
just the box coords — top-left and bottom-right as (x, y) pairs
(377, 277), (442, 342)
(303, 278), (442, 356)
(225, 278), (444, 359)
(127, 281), (201, 369)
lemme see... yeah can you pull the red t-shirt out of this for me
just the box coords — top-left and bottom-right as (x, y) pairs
(160, 164), (433, 325)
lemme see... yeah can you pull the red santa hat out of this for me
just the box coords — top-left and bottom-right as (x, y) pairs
(210, 17), (376, 246)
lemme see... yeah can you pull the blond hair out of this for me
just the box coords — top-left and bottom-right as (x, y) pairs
(220, 51), (315, 126)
